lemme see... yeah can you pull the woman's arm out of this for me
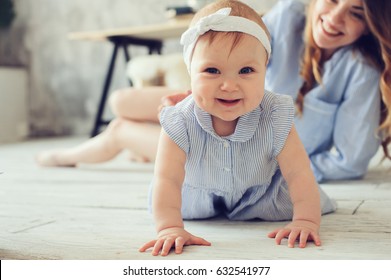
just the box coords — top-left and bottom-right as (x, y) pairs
(158, 90), (192, 119)
(310, 65), (381, 182)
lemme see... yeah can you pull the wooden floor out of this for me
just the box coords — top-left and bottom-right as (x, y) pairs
(1, 137), (390, 260)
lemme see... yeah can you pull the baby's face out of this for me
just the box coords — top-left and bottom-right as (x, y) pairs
(190, 33), (267, 124)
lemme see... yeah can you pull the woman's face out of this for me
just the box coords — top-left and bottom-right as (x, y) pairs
(312, 0), (368, 58)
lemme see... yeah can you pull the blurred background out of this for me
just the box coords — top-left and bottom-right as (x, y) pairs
(0, 0), (307, 143)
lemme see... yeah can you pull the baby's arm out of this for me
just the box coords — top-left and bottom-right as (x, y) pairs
(269, 125), (321, 248)
(139, 130), (211, 256)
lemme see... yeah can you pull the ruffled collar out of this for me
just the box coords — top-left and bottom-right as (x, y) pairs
(194, 103), (261, 142)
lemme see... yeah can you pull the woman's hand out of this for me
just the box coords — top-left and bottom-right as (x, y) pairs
(139, 226), (211, 256)
(267, 219), (321, 248)
(157, 91), (192, 118)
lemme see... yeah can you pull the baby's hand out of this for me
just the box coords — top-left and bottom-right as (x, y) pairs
(267, 220), (321, 248)
(139, 227), (211, 256)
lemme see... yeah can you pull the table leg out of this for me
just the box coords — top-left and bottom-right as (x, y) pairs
(90, 42), (119, 137)
(90, 38), (163, 137)
(123, 45), (133, 86)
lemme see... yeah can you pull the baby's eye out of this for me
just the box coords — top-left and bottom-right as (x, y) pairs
(239, 67), (254, 74)
(205, 68), (220, 74)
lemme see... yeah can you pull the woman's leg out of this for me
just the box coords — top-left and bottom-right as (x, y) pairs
(109, 86), (181, 122)
(36, 118), (161, 166)
(36, 86), (179, 167)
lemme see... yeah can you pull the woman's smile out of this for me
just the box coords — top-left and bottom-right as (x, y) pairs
(321, 18), (342, 36)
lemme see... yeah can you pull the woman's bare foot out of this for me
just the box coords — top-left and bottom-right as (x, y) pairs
(35, 151), (76, 167)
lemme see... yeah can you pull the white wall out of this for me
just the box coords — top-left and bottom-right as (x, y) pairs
(12, 0), (191, 137)
(0, 67), (28, 143)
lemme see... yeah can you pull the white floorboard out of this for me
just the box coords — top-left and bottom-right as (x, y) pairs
(0, 137), (390, 260)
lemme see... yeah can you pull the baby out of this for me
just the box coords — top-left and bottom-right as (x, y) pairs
(139, 0), (336, 256)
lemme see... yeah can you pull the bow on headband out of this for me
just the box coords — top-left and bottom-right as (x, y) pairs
(180, 7), (271, 72)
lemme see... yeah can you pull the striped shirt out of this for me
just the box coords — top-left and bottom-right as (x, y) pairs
(160, 90), (336, 221)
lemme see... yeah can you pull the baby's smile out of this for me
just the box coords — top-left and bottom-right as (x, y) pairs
(216, 98), (241, 106)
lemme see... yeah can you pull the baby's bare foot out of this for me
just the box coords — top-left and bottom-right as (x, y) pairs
(35, 151), (76, 167)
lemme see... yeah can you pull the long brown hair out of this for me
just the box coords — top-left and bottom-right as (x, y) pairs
(296, 1), (323, 114)
(297, 0), (389, 159)
(364, 0), (391, 159)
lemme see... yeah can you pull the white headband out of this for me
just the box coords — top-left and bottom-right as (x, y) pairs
(180, 7), (271, 72)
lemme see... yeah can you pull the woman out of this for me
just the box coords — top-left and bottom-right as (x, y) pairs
(37, 0), (391, 182)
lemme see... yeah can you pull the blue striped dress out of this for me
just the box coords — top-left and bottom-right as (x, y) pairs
(159, 90), (336, 221)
